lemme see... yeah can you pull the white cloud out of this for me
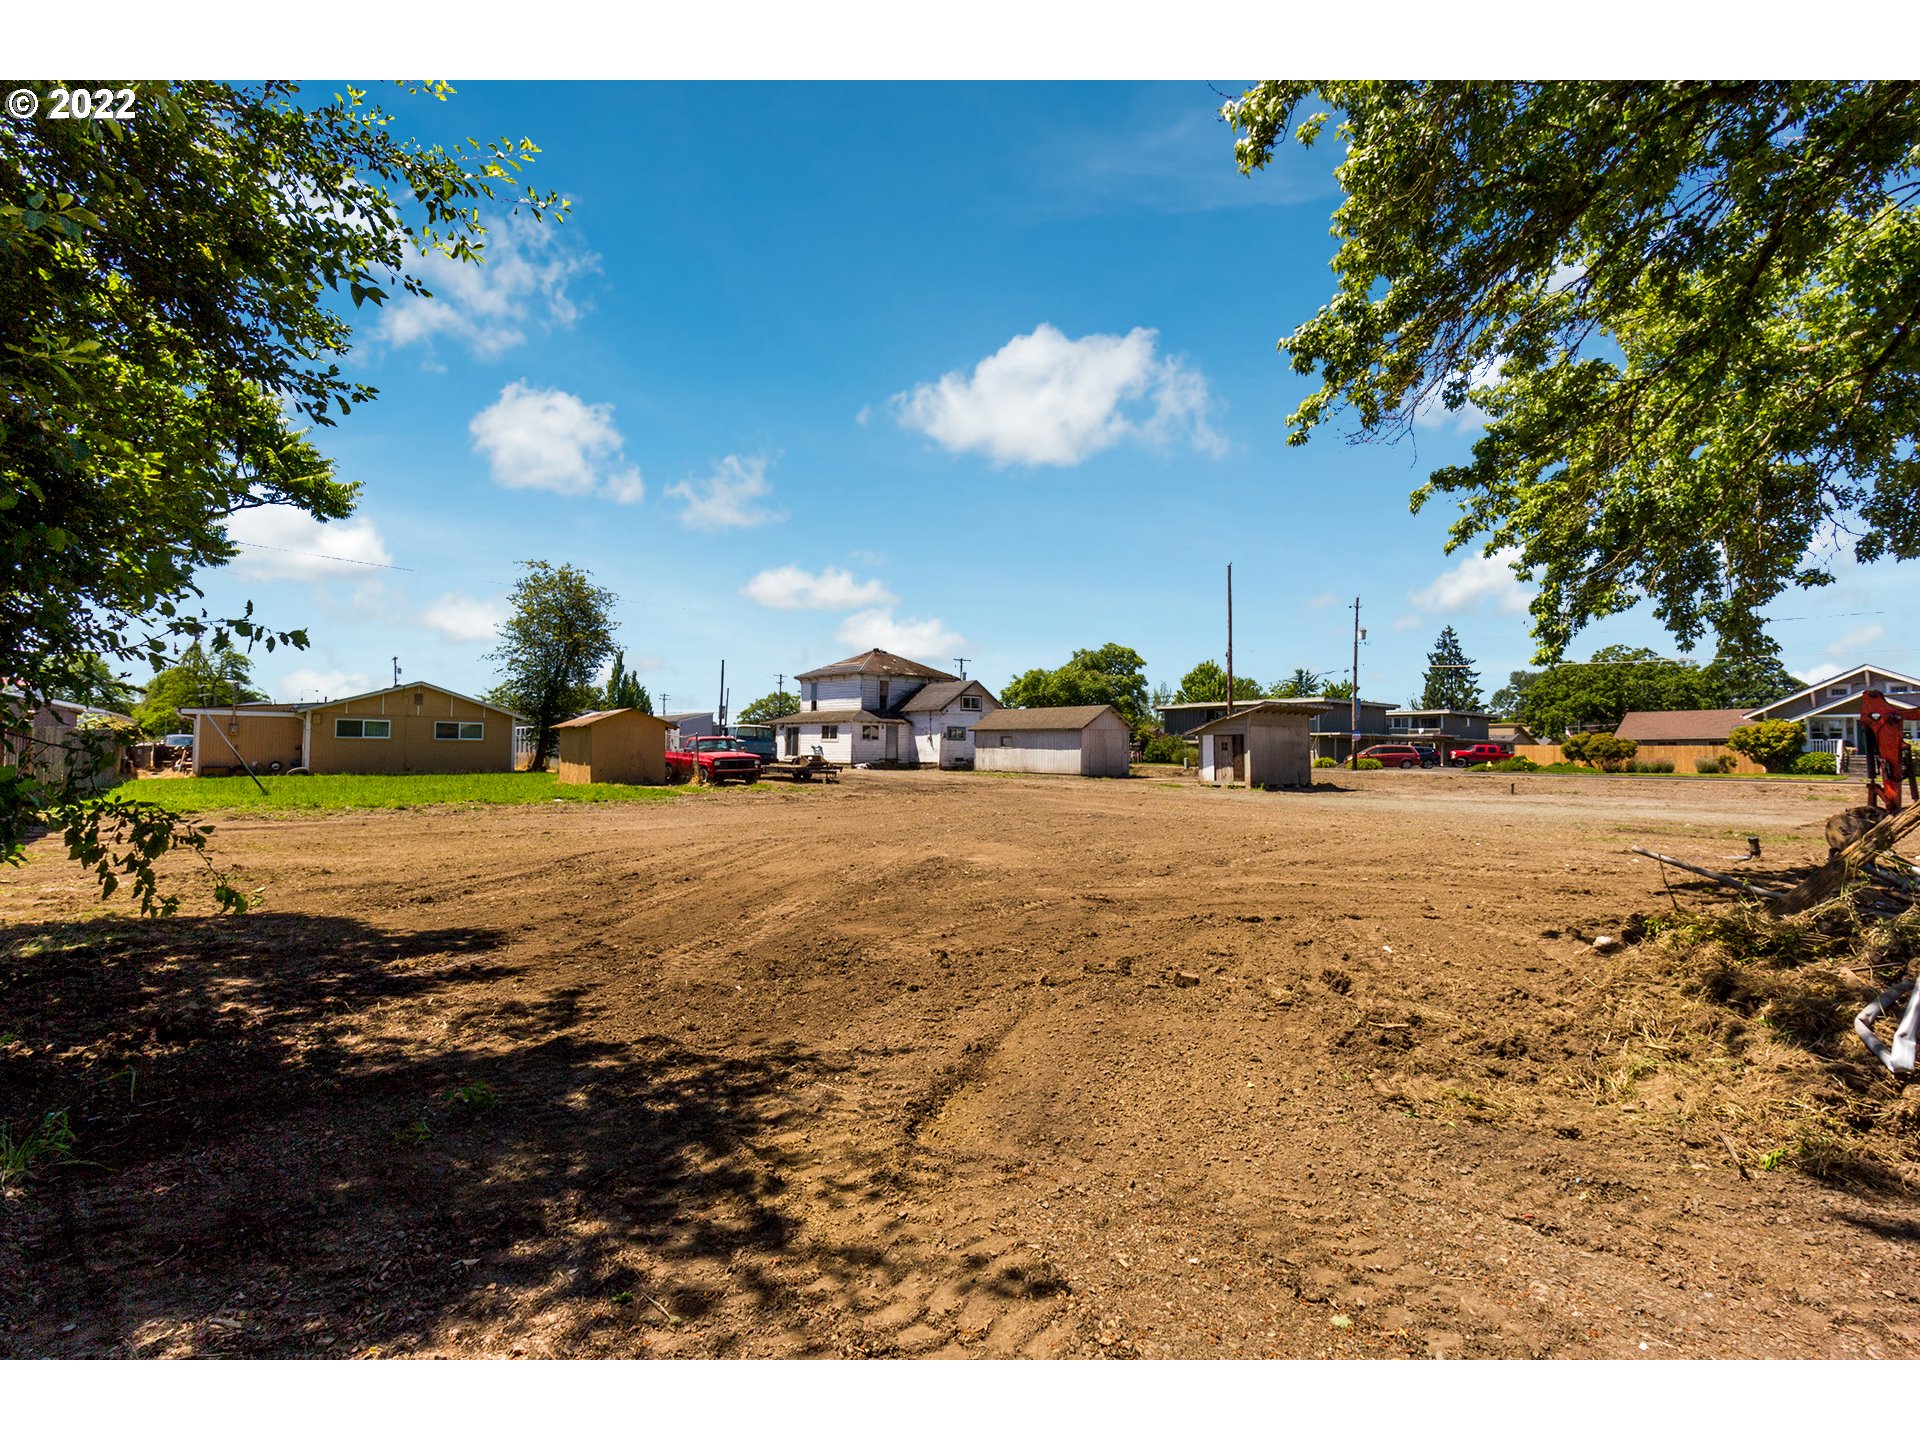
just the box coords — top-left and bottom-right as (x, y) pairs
(378, 214), (598, 360)
(1413, 356), (1504, 433)
(665, 454), (783, 531)
(742, 565), (896, 611)
(280, 667), (373, 702)
(223, 506), (394, 580)
(420, 592), (509, 644)
(891, 324), (1226, 468)
(834, 608), (964, 662)
(1406, 547), (1534, 617)
(469, 382), (645, 505)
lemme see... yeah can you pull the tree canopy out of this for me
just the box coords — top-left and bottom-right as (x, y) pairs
(1269, 667), (1330, 698)
(1174, 659), (1265, 704)
(486, 562), (619, 768)
(1509, 644), (1802, 737)
(601, 651), (652, 714)
(1003, 644), (1152, 726)
(133, 645), (265, 736)
(737, 690), (798, 726)
(1225, 81), (1920, 660)
(1418, 626), (1484, 711)
(2, 80), (562, 909)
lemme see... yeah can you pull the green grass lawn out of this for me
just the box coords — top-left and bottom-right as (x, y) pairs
(115, 772), (715, 814)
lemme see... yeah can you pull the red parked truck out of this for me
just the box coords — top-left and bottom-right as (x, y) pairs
(1448, 742), (1514, 767)
(666, 734), (764, 785)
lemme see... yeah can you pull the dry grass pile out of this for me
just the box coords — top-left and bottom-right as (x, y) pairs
(1577, 899), (1920, 1189)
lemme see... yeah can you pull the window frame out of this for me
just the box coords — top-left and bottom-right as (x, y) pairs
(861, 724), (880, 741)
(434, 720), (485, 741)
(334, 717), (391, 740)
(960, 694), (983, 711)
(820, 724), (840, 741)
(944, 725), (967, 741)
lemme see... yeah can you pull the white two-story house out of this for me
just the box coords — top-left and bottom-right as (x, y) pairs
(765, 649), (998, 768)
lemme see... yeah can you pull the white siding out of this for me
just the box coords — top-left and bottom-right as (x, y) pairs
(803, 678), (864, 712)
(909, 695), (1001, 767)
(974, 713), (1130, 777)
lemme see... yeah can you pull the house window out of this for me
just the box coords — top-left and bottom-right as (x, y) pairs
(961, 695), (982, 711)
(335, 718), (390, 739)
(861, 724), (880, 741)
(806, 682), (817, 711)
(945, 726), (967, 741)
(820, 725), (839, 741)
(434, 721), (484, 741)
(1000, 735), (1013, 746)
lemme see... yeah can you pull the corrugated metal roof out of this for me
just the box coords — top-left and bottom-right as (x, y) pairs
(794, 648), (958, 682)
(1614, 708), (1753, 742)
(975, 705), (1121, 732)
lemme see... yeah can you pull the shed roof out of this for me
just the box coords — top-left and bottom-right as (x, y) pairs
(899, 680), (998, 713)
(1614, 708), (1753, 742)
(977, 705), (1122, 732)
(1188, 699), (1333, 734)
(553, 708), (674, 731)
(794, 648), (958, 683)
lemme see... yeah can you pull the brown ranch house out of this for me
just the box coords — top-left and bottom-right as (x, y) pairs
(182, 681), (524, 777)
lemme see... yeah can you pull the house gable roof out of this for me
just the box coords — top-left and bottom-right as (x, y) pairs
(899, 680), (999, 713)
(758, 709), (905, 727)
(794, 649), (958, 683)
(1615, 708), (1753, 742)
(1745, 664), (1920, 720)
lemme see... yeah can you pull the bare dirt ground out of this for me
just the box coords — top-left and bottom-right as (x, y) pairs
(5, 767), (1919, 1360)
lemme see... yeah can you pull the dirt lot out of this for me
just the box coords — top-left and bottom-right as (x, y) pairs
(5, 767), (1919, 1359)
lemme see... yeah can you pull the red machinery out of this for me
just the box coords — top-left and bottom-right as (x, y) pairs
(1859, 689), (1920, 813)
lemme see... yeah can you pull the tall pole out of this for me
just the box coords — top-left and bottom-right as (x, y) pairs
(1225, 564), (1235, 717)
(718, 659), (727, 731)
(1349, 596), (1362, 770)
(953, 657), (970, 679)
(392, 656), (401, 688)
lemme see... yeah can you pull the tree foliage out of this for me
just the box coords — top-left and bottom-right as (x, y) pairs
(2, 80), (562, 910)
(1003, 644), (1151, 727)
(601, 651), (652, 713)
(132, 644), (264, 736)
(1269, 667), (1330, 698)
(1225, 81), (1920, 659)
(487, 562), (619, 767)
(1174, 659), (1264, 704)
(1419, 626), (1484, 711)
(1561, 731), (1639, 770)
(736, 690), (798, 726)
(1510, 643), (1804, 737)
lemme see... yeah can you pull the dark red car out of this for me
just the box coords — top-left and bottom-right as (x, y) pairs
(1359, 743), (1431, 770)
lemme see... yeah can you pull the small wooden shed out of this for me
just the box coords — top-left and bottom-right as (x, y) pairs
(553, 708), (674, 785)
(1191, 699), (1330, 789)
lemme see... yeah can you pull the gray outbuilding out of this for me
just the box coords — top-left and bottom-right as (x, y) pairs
(1190, 699), (1330, 789)
(972, 705), (1132, 778)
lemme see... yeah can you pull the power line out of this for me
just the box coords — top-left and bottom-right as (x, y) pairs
(227, 540), (417, 573)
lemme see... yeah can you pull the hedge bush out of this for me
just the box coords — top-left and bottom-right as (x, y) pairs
(1694, 754), (1734, 773)
(1627, 758), (1676, 773)
(1728, 719), (1807, 772)
(1468, 756), (1542, 773)
(1792, 750), (1839, 775)
(1354, 757), (1384, 770)
(1312, 757), (1337, 768)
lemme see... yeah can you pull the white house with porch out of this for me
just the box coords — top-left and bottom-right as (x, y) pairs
(1744, 664), (1920, 756)
(763, 649), (969, 767)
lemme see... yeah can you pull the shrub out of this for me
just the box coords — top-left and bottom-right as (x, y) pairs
(1694, 754), (1736, 773)
(1312, 756), (1337, 768)
(1792, 750), (1839, 776)
(1470, 756), (1541, 773)
(1354, 757), (1384, 770)
(1627, 758), (1676, 774)
(1535, 761), (1600, 774)
(1562, 732), (1638, 771)
(1141, 733), (1194, 765)
(1727, 719), (1807, 772)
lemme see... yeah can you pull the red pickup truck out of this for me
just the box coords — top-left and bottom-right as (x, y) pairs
(666, 734), (763, 785)
(1448, 742), (1514, 767)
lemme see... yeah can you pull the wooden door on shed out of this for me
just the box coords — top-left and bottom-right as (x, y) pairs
(1226, 734), (1245, 781)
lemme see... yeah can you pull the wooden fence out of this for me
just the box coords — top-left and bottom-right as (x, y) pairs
(1509, 742), (1772, 775)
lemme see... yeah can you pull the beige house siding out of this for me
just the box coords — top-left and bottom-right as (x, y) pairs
(555, 711), (670, 786)
(192, 711), (303, 776)
(305, 690), (514, 775)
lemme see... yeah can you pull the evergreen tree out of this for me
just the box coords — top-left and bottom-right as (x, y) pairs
(1419, 627), (1483, 711)
(602, 651), (652, 712)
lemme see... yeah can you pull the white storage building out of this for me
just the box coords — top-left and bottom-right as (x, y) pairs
(1190, 699), (1330, 788)
(971, 705), (1132, 778)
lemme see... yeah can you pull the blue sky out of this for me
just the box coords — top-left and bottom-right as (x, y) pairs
(196, 80), (1912, 716)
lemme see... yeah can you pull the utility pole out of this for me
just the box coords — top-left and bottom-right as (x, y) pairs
(392, 656), (401, 689)
(953, 657), (970, 680)
(1349, 597), (1363, 770)
(1225, 564), (1235, 717)
(717, 660), (727, 731)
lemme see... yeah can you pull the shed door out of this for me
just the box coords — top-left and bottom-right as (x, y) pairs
(1227, 734), (1245, 781)
(884, 726), (898, 761)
